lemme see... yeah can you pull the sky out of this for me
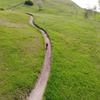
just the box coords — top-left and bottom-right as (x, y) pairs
(72, 0), (99, 9)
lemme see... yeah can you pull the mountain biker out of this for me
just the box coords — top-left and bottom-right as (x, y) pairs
(46, 43), (48, 50)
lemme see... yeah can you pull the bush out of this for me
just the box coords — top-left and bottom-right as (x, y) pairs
(25, 0), (33, 6)
(0, 8), (4, 10)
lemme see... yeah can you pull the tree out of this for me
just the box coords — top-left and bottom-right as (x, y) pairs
(84, 9), (89, 19)
(36, 0), (43, 10)
(93, 5), (97, 19)
(70, 11), (73, 17)
(98, 0), (100, 7)
(84, 4), (93, 19)
(75, 6), (78, 18)
(84, 9), (92, 19)
(25, 0), (33, 6)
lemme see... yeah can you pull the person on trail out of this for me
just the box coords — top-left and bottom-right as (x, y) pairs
(46, 43), (48, 50)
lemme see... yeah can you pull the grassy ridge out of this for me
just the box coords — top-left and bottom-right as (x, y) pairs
(0, 11), (45, 100)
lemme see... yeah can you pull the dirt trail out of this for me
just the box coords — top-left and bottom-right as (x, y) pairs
(9, 3), (24, 11)
(27, 15), (52, 100)
(9, 4), (52, 99)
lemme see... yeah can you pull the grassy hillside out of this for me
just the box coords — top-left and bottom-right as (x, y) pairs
(0, 0), (25, 10)
(34, 14), (100, 100)
(0, 0), (100, 100)
(12, 0), (100, 20)
(12, 0), (100, 99)
(0, 11), (45, 100)
(12, 0), (81, 16)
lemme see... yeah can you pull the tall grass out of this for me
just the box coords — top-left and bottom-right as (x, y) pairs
(0, 11), (45, 100)
(33, 14), (100, 100)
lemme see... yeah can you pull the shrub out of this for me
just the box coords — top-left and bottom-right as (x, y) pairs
(0, 8), (4, 10)
(25, 0), (33, 6)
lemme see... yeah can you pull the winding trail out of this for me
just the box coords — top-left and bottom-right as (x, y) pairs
(9, 3), (24, 11)
(9, 4), (52, 100)
(27, 15), (52, 100)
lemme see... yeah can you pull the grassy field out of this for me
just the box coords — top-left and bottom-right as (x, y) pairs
(0, 11), (45, 100)
(0, 0), (100, 99)
(34, 14), (100, 100)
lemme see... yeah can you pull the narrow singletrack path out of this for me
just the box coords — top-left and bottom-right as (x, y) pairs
(9, 4), (52, 100)
(9, 3), (24, 11)
(27, 15), (52, 100)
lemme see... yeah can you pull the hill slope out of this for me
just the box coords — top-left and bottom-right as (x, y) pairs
(34, 14), (100, 100)
(0, 0), (100, 100)
(0, 11), (45, 100)
(0, 0), (25, 10)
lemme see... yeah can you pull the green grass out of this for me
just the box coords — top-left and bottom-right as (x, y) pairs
(0, 11), (45, 100)
(0, 0), (25, 10)
(12, 0), (81, 16)
(11, 0), (100, 21)
(0, 0), (100, 99)
(33, 13), (100, 100)
(15, 4), (100, 100)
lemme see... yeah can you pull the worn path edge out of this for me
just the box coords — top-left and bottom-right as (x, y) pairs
(27, 15), (52, 100)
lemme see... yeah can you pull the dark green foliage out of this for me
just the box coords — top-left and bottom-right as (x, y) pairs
(0, 8), (4, 10)
(25, 0), (33, 6)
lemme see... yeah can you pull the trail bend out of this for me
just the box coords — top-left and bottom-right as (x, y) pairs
(27, 15), (52, 100)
